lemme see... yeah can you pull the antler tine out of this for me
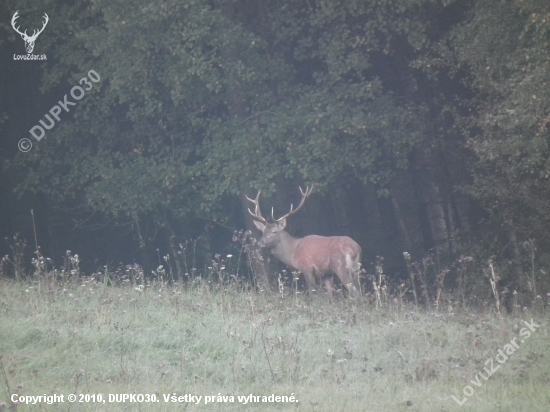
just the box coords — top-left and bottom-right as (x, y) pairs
(245, 190), (267, 223)
(271, 205), (293, 221)
(300, 185), (314, 197)
(32, 13), (49, 38)
(274, 186), (314, 222)
(11, 11), (26, 36)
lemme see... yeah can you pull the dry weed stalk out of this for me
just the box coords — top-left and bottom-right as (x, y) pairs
(403, 252), (419, 307)
(435, 269), (450, 311)
(457, 255), (473, 308)
(372, 257), (387, 308)
(523, 239), (537, 303)
(486, 260), (501, 314)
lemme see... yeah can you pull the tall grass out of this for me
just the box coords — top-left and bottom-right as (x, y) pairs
(0, 275), (549, 411)
(1, 232), (549, 410)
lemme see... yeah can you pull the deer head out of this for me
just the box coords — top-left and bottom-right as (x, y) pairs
(12, 11), (49, 54)
(246, 186), (313, 248)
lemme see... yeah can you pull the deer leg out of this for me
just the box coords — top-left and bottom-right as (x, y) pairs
(351, 261), (362, 294)
(336, 267), (359, 297)
(342, 255), (362, 296)
(324, 278), (335, 302)
(302, 271), (317, 294)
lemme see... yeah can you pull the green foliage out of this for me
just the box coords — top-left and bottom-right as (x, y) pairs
(6, 0), (433, 224)
(428, 0), (550, 244)
(7, 0), (550, 267)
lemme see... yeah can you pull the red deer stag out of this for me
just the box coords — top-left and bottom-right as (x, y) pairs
(246, 186), (362, 297)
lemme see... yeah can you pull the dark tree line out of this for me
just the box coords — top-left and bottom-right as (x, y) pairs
(1, 0), (549, 299)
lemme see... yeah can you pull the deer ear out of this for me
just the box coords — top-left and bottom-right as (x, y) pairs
(277, 218), (287, 229)
(252, 220), (266, 231)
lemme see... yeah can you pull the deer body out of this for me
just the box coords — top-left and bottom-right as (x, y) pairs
(247, 187), (362, 296)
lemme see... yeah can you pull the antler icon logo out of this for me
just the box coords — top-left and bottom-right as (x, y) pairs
(11, 11), (49, 54)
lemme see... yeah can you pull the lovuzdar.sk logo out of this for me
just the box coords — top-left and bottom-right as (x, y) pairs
(11, 10), (49, 60)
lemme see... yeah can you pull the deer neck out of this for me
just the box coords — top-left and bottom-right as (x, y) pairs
(271, 231), (300, 267)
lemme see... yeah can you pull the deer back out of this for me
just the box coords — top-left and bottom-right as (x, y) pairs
(292, 235), (361, 274)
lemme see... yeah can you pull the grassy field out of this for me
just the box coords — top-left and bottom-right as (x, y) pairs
(0, 276), (549, 411)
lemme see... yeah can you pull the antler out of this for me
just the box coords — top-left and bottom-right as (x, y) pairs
(273, 186), (314, 222)
(246, 191), (267, 224)
(33, 13), (49, 39)
(11, 11), (25, 37)
(11, 11), (49, 40)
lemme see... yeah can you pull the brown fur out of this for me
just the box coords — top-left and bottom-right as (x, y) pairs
(254, 221), (362, 296)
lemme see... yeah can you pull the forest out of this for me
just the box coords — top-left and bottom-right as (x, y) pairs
(1, 0), (550, 307)
(2, 1), (550, 411)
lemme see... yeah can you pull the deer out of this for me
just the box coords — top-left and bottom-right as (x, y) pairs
(11, 11), (49, 54)
(246, 186), (362, 298)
